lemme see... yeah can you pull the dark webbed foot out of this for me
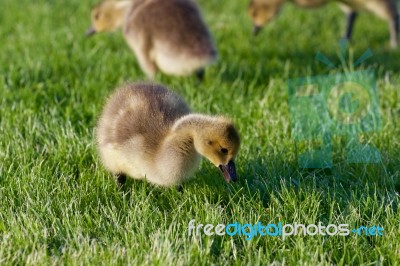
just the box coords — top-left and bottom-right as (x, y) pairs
(117, 173), (127, 186)
(177, 185), (184, 193)
(195, 69), (205, 82)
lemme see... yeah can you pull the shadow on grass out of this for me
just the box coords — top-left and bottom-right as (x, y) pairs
(217, 43), (400, 86)
(107, 143), (399, 221)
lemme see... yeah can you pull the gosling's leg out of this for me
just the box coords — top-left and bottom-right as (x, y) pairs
(344, 10), (358, 40)
(364, 0), (398, 48)
(117, 173), (127, 186)
(389, 12), (399, 48)
(125, 36), (157, 78)
(135, 49), (157, 79)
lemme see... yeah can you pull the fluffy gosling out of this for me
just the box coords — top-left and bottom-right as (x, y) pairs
(87, 0), (217, 79)
(96, 83), (240, 187)
(248, 0), (399, 47)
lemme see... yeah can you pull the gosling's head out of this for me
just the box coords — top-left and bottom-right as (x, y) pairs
(194, 117), (241, 182)
(86, 1), (128, 36)
(248, 0), (283, 35)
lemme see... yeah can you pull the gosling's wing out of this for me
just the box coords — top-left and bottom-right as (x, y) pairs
(97, 84), (190, 150)
(125, 0), (216, 57)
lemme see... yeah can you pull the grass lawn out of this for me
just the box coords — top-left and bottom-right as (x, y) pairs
(1, 0), (399, 264)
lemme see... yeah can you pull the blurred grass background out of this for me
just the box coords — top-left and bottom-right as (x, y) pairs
(0, 0), (399, 264)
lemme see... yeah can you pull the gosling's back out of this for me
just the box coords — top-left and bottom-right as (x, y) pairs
(124, 0), (216, 76)
(96, 83), (190, 157)
(126, 0), (215, 56)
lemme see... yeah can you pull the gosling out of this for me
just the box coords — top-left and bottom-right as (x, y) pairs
(248, 0), (399, 47)
(87, 0), (217, 79)
(96, 83), (240, 187)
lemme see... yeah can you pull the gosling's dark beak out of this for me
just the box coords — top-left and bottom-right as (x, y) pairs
(253, 25), (262, 36)
(219, 160), (237, 183)
(86, 27), (96, 37)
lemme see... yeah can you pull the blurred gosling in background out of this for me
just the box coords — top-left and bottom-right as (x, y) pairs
(248, 0), (399, 47)
(87, 0), (217, 79)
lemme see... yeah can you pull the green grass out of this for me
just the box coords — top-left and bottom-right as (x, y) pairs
(1, 0), (400, 264)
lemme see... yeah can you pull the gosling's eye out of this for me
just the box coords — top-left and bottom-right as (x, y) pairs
(95, 12), (100, 20)
(221, 148), (228, 155)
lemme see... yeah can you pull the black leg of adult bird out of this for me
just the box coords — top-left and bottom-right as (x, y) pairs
(344, 11), (358, 40)
(117, 173), (127, 186)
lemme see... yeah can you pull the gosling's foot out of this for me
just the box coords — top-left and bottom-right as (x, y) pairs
(177, 184), (184, 193)
(117, 173), (127, 186)
(195, 69), (205, 82)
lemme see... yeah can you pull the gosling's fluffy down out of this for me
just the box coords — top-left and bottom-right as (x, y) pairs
(96, 83), (240, 187)
(88, 0), (217, 78)
(248, 0), (399, 47)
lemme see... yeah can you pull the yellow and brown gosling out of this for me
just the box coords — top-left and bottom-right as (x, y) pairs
(88, 0), (217, 79)
(96, 83), (240, 187)
(248, 0), (399, 47)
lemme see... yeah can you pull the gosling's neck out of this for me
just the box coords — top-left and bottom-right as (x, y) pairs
(131, 0), (148, 11)
(154, 114), (209, 182)
(166, 114), (218, 155)
(113, 1), (133, 29)
(156, 114), (217, 157)
(172, 114), (217, 134)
